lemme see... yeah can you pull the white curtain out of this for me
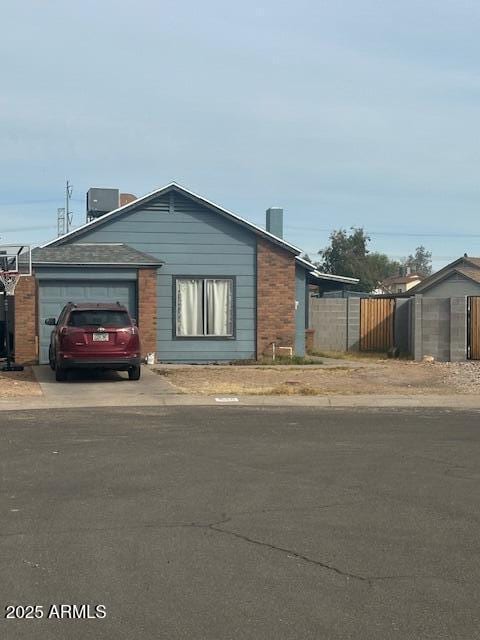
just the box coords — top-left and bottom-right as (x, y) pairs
(176, 279), (203, 336)
(206, 279), (232, 336)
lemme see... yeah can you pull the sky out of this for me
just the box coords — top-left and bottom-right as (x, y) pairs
(1, 0), (480, 270)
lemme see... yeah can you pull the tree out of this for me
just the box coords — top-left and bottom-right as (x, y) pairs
(319, 227), (400, 292)
(300, 253), (314, 264)
(402, 246), (432, 278)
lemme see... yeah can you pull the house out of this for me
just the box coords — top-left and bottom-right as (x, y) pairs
(409, 255), (480, 297)
(12, 182), (356, 365)
(379, 272), (423, 295)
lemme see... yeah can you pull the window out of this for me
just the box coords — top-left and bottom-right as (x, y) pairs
(68, 310), (130, 327)
(176, 278), (234, 337)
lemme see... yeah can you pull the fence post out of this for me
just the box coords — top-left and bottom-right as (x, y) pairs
(347, 297), (360, 351)
(413, 294), (423, 361)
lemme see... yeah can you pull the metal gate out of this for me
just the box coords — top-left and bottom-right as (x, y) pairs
(467, 297), (480, 359)
(360, 298), (395, 352)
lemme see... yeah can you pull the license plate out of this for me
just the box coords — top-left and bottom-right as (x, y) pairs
(93, 333), (109, 342)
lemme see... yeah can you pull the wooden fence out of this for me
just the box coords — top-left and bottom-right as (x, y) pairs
(359, 298), (395, 352)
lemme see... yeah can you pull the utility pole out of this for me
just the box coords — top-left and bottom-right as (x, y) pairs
(57, 207), (66, 236)
(65, 180), (73, 232)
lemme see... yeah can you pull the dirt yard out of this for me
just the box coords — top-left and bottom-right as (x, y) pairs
(0, 367), (42, 398)
(154, 360), (480, 396)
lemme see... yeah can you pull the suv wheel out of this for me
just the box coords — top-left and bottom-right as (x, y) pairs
(128, 365), (141, 381)
(49, 348), (55, 371)
(55, 366), (67, 382)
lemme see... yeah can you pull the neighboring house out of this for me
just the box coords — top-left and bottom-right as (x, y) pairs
(12, 183), (356, 364)
(379, 273), (423, 295)
(408, 255), (480, 297)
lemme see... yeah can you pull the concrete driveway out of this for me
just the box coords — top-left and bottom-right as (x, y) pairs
(32, 365), (176, 408)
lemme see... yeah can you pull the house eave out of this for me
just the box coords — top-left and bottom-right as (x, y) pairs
(32, 261), (162, 268)
(310, 271), (359, 284)
(295, 256), (359, 284)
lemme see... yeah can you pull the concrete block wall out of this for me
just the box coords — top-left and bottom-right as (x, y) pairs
(421, 298), (451, 361)
(412, 296), (468, 362)
(308, 297), (360, 352)
(309, 298), (347, 351)
(309, 294), (469, 362)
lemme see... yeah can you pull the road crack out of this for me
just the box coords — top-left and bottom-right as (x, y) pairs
(207, 522), (368, 582)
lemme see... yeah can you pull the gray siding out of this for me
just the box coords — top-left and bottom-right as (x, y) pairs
(35, 267), (137, 281)
(295, 266), (306, 356)
(69, 193), (256, 362)
(421, 273), (480, 298)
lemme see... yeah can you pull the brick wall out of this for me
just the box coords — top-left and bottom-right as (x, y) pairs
(137, 268), (158, 359)
(14, 276), (37, 364)
(256, 239), (296, 358)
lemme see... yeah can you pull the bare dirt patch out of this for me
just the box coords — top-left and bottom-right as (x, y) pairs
(154, 360), (467, 396)
(0, 367), (42, 398)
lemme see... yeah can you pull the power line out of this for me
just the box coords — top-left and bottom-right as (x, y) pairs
(1, 224), (55, 232)
(285, 225), (478, 239)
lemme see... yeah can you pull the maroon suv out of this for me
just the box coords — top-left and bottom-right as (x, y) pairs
(46, 302), (142, 382)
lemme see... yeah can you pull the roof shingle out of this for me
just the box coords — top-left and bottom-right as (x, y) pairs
(32, 243), (162, 266)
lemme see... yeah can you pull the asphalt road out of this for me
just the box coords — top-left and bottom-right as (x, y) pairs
(1, 407), (479, 640)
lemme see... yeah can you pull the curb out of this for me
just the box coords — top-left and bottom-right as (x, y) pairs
(2, 394), (480, 411)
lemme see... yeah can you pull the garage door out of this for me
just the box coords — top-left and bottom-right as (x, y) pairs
(38, 280), (136, 364)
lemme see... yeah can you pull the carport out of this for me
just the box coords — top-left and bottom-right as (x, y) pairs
(30, 244), (162, 364)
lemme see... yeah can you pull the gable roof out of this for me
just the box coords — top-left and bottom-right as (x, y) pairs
(42, 182), (301, 255)
(410, 256), (480, 293)
(381, 274), (423, 286)
(454, 265), (480, 284)
(32, 243), (162, 267)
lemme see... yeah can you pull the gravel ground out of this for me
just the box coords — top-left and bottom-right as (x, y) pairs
(0, 366), (42, 398)
(155, 360), (480, 396)
(436, 360), (480, 393)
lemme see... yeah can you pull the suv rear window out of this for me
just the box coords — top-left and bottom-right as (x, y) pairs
(68, 310), (130, 328)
